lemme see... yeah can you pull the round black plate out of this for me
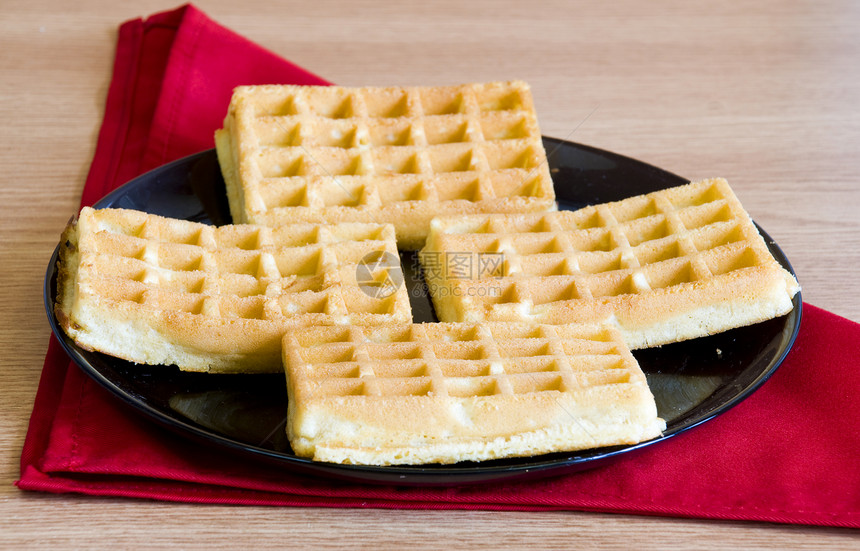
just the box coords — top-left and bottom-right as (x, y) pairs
(44, 138), (802, 486)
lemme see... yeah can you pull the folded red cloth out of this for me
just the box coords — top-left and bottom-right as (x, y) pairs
(18, 4), (860, 527)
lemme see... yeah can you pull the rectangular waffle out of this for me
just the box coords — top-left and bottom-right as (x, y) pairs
(55, 207), (411, 373)
(420, 178), (800, 349)
(282, 322), (665, 465)
(215, 81), (557, 250)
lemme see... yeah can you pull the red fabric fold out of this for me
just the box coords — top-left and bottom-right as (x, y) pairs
(18, 4), (860, 528)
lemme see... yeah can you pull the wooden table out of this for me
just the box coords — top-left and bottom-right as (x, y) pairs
(2, 0), (858, 547)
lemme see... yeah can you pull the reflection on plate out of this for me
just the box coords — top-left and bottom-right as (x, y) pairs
(44, 138), (801, 485)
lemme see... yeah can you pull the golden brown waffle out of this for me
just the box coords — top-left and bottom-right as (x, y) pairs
(420, 178), (800, 349)
(55, 207), (411, 373)
(215, 81), (556, 250)
(282, 322), (665, 465)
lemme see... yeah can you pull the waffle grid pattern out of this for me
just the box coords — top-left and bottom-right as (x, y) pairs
(420, 179), (799, 347)
(283, 321), (665, 464)
(75, 208), (411, 324)
(217, 81), (556, 248)
(285, 323), (636, 400)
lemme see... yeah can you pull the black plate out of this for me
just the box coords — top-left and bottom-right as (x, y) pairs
(44, 138), (802, 486)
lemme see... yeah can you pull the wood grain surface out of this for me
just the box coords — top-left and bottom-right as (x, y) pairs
(2, 0), (858, 548)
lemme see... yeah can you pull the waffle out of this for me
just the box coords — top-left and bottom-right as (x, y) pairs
(55, 207), (411, 373)
(420, 178), (800, 349)
(282, 322), (665, 465)
(215, 81), (556, 250)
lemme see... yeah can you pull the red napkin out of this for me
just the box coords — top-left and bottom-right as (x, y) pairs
(18, 4), (860, 527)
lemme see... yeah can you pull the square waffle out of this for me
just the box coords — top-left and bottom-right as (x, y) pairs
(55, 207), (411, 373)
(215, 81), (556, 250)
(282, 322), (665, 465)
(420, 178), (800, 349)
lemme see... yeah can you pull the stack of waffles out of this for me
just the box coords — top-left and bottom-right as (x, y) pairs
(54, 81), (799, 466)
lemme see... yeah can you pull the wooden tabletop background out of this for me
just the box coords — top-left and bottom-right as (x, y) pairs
(2, 0), (858, 548)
